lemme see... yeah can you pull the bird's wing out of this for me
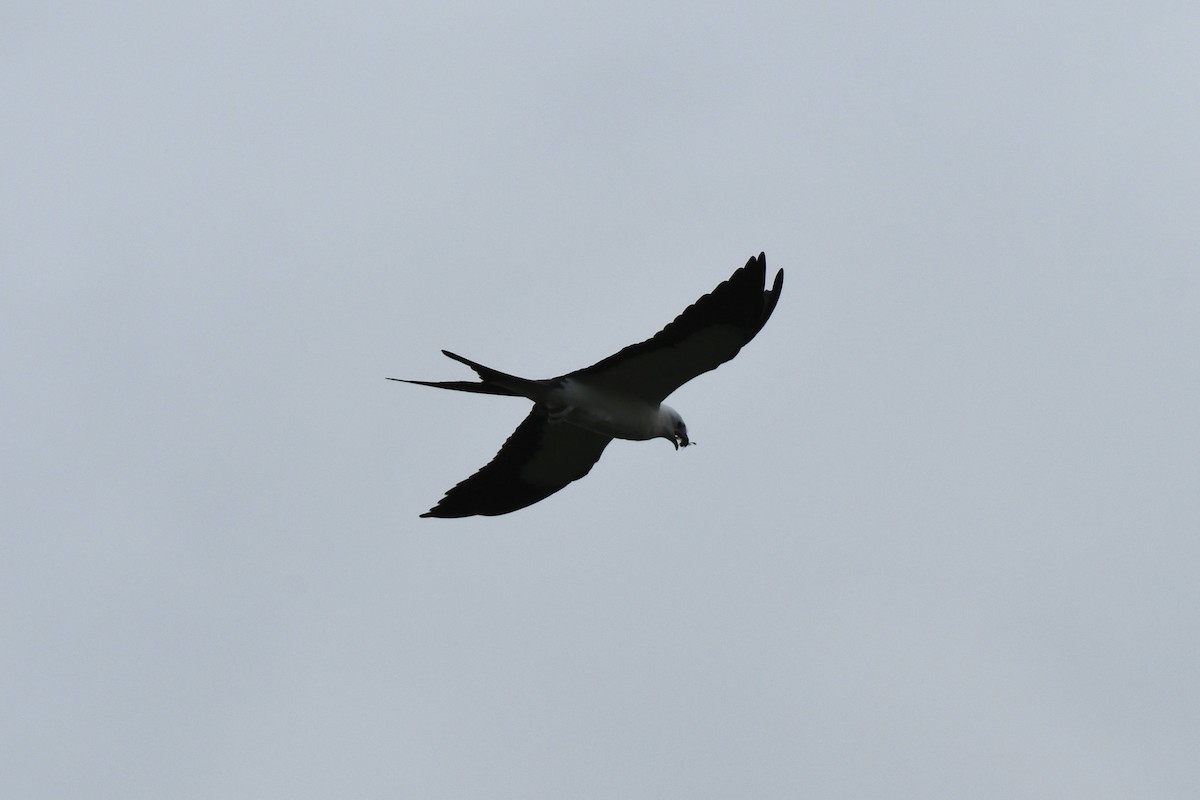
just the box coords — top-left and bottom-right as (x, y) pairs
(565, 253), (784, 403)
(421, 409), (613, 518)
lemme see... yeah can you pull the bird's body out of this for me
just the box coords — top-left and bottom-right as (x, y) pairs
(391, 252), (783, 518)
(551, 378), (683, 442)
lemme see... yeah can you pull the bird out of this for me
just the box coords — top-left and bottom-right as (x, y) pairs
(391, 252), (784, 518)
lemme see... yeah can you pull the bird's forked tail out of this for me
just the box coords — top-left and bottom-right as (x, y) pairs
(387, 350), (550, 400)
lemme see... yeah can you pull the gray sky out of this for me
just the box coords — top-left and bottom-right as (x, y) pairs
(4, 2), (1199, 798)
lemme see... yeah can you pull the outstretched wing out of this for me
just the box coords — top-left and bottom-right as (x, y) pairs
(566, 253), (784, 403)
(421, 409), (613, 518)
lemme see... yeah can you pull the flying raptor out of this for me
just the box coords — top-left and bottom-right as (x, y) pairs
(392, 252), (784, 518)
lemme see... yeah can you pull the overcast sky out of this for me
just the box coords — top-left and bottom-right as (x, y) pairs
(4, 2), (1199, 798)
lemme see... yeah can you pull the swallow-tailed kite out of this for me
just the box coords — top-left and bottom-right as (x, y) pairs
(391, 252), (784, 518)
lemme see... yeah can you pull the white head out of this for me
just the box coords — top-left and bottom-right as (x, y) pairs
(658, 404), (690, 449)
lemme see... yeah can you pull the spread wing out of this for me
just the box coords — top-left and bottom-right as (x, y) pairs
(421, 409), (613, 518)
(565, 253), (784, 403)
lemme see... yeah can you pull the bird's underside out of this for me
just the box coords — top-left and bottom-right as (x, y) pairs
(391, 252), (784, 518)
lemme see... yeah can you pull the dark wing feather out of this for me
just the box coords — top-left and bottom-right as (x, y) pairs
(565, 253), (784, 403)
(421, 409), (613, 518)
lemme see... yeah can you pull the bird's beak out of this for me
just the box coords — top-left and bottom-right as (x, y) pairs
(676, 433), (690, 449)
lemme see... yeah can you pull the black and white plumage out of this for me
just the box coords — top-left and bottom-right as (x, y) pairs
(391, 252), (784, 518)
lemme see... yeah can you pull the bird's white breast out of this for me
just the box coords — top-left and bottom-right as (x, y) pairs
(554, 378), (663, 441)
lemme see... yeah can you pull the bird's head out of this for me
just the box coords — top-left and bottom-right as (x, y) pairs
(659, 405), (690, 449)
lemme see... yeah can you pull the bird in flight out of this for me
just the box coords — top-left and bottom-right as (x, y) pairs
(391, 252), (784, 518)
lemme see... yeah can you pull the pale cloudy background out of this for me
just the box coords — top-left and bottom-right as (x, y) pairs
(3, 2), (1198, 798)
